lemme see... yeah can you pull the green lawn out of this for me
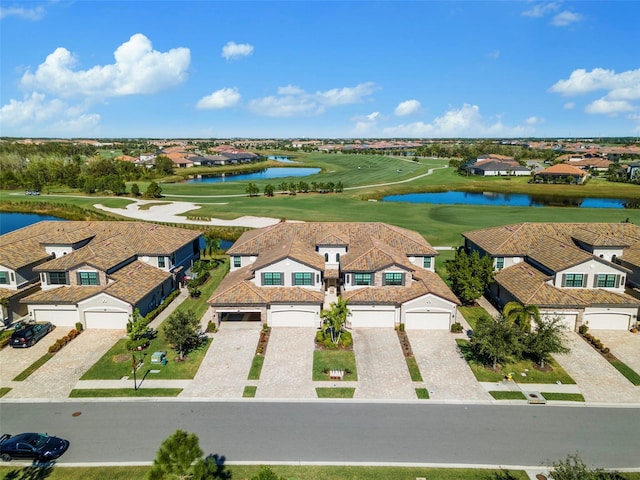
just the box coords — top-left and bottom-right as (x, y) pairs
(458, 306), (492, 330)
(243, 385), (257, 398)
(312, 350), (357, 381)
(69, 388), (182, 398)
(456, 339), (576, 384)
(405, 356), (423, 381)
(541, 392), (585, 402)
(315, 387), (355, 398)
(12, 353), (54, 381)
(610, 358), (640, 386)
(173, 258), (229, 320)
(415, 388), (430, 399)
(0, 387), (11, 397)
(248, 355), (265, 380)
(489, 391), (526, 400)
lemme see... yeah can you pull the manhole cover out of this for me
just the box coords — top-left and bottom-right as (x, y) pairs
(72, 411), (82, 417)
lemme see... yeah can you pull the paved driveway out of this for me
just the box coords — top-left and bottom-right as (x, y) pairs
(553, 332), (640, 404)
(180, 322), (261, 398)
(4, 329), (123, 399)
(0, 327), (70, 384)
(256, 327), (317, 399)
(595, 330), (640, 375)
(352, 329), (415, 399)
(409, 330), (491, 402)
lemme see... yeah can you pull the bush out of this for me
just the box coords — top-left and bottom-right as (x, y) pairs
(315, 330), (324, 343)
(578, 324), (588, 335)
(206, 321), (218, 333)
(451, 322), (464, 333)
(323, 338), (337, 349)
(602, 347), (610, 354)
(398, 322), (405, 332)
(75, 322), (84, 332)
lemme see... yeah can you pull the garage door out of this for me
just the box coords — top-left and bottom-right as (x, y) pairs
(583, 313), (630, 330)
(270, 310), (317, 327)
(544, 313), (577, 331)
(404, 311), (450, 330)
(33, 309), (77, 326)
(84, 311), (129, 329)
(349, 310), (395, 328)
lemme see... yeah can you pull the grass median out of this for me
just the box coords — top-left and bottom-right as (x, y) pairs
(69, 388), (182, 398)
(12, 353), (54, 381)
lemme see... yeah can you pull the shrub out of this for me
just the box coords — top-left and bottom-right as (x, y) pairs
(206, 321), (218, 333)
(316, 330), (324, 343)
(188, 287), (201, 298)
(340, 331), (353, 348)
(602, 347), (610, 354)
(578, 324), (588, 335)
(75, 322), (84, 332)
(398, 322), (405, 332)
(451, 322), (464, 333)
(323, 338), (337, 349)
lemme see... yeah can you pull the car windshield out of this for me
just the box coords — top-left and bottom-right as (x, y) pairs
(20, 433), (48, 449)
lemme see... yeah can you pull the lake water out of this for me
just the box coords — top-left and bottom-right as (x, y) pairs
(267, 155), (295, 163)
(187, 167), (320, 183)
(0, 212), (65, 234)
(382, 191), (637, 209)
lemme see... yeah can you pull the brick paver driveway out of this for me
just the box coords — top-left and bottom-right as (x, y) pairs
(554, 332), (640, 404)
(4, 329), (123, 399)
(0, 327), (71, 384)
(180, 322), (261, 398)
(595, 330), (640, 375)
(256, 327), (316, 399)
(352, 329), (416, 399)
(409, 330), (491, 402)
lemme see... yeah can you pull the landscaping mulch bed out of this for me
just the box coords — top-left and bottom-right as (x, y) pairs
(256, 327), (271, 355)
(396, 328), (413, 357)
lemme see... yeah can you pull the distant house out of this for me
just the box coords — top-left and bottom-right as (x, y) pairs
(191, 151), (259, 166)
(462, 154), (531, 177)
(627, 162), (640, 179)
(533, 163), (588, 184)
(463, 223), (640, 331)
(0, 222), (201, 329)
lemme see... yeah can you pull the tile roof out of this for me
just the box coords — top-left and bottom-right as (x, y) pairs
(22, 286), (104, 305)
(252, 237), (325, 271)
(527, 237), (594, 272)
(536, 163), (587, 176)
(106, 260), (172, 305)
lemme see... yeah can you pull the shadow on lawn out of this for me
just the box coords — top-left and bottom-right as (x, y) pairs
(3, 460), (54, 480)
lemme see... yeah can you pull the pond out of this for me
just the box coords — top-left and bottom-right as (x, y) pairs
(267, 155), (296, 163)
(186, 167), (320, 184)
(382, 191), (640, 209)
(0, 212), (65, 235)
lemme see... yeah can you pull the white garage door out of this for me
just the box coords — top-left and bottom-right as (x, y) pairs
(85, 311), (129, 329)
(270, 310), (317, 327)
(404, 311), (450, 330)
(33, 309), (77, 326)
(544, 313), (577, 332)
(349, 310), (395, 328)
(584, 313), (630, 330)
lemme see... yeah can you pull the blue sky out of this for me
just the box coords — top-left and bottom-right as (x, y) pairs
(1, 1), (639, 139)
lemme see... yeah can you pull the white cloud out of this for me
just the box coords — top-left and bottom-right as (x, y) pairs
(585, 98), (635, 115)
(249, 82), (378, 117)
(394, 99), (421, 116)
(0, 5), (45, 20)
(196, 87), (240, 109)
(221, 41), (254, 60)
(382, 104), (530, 138)
(487, 50), (501, 60)
(563, 102), (575, 110)
(551, 10), (582, 26)
(20, 33), (190, 99)
(351, 111), (384, 135)
(0, 92), (100, 135)
(522, 2), (560, 18)
(525, 116), (544, 125)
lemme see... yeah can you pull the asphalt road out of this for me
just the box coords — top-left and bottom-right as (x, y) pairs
(1, 400), (639, 469)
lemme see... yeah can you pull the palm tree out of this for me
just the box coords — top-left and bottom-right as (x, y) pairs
(320, 296), (351, 344)
(503, 301), (540, 333)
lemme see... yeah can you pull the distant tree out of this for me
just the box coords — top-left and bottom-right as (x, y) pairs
(525, 316), (570, 368)
(335, 181), (344, 192)
(145, 181), (163, 198)
(163, 310), (201, 360)
(154, 155), (175, 176)
(471, 315), (522, 369)
(298, 181), (309, 193)
(246, 183), (259, 197)
(446, 248), (494, 305)
(278, 182), (289, 193)
(131, 183), (140, 196)
(503, 302), (540, 333)
(264, 184), (275, 197)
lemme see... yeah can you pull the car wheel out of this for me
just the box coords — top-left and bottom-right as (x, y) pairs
(1, 453), (11, 462)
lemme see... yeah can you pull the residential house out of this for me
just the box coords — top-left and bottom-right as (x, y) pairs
(462, 223), (640, 331)
(462, 154), (531, 177)
(0, 222), (201, 329)
(208, 222), (460, 330)
(533, 163), (588, 184)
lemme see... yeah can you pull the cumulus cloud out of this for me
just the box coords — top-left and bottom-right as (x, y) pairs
(0, 5), (45, 20)
(525, 116), (544, 125)
(522, 2), (560, 18)
(551, 10), (582, 26)
(382, 104), (530, 138)
(221, 41), (254, 60)
(20, 33), (190, 99)
(249, 82), (378, 117)
(550, 67), (640, 115)
(196, 87), (240, 109)
(563, 102), (575, 110)
(394, 99), (421, 116)
(0, 92), (100, 135)
(351, 111), (384, 135)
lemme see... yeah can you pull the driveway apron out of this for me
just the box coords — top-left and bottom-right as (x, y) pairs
(554, 333), (640, 403)
(256, 327), (316, 399)
(4, 329), (124, 399)
(179, 322), (261, 398)
(0, 327), (71, 384)
(352, 329), (416, 400)
(409, 330), (491, 402)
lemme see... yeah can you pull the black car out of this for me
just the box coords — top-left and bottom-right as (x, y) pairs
(10, 322), (55, 348)
(0, 433), (69, 462)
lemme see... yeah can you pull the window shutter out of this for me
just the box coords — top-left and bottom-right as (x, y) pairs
(261, 273), (265, 285)
(561, 274), (566, 287)
(582, 275), (587, 288)
(77, 272), (82, 284)
(291, 273), (296, 285)
(401, 273), (405, 286)
(615, 275), (621, 288)
(593, 275), (598, 288)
